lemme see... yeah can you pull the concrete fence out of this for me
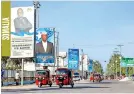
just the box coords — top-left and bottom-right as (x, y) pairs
(2, 70), (35, 86)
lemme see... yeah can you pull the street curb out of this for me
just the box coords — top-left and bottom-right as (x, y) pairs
(2, 80), (35, 86)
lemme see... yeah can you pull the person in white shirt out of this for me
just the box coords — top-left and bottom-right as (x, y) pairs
(36, 32), (54, 56)
(15, 71), (20, 85)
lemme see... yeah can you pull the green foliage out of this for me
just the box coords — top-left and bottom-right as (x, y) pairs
(106, 54), (134, 76)
(93, 60), (103, 74)
(1, 57), (33, 70)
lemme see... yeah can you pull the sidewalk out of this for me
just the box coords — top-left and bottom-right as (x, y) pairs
(1, 84), (36, 90)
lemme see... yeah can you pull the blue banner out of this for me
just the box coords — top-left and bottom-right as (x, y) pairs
(36, 28), (55, 65)
(88, 59), (93, 72)
(68, 49), (79, 70)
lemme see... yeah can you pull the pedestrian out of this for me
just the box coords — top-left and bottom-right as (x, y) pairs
(15, 71), (20, 85)
(1, 69), (4, 86)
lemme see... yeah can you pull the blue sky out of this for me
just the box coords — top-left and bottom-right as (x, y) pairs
(12, 1), (134, 71)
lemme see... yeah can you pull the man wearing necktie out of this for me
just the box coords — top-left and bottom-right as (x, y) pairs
(14, 8), (32, 32)
(36, 32), (54, 56)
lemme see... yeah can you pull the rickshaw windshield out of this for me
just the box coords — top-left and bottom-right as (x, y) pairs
(56, 69), (68, 75)
(37, 71), (47, 75)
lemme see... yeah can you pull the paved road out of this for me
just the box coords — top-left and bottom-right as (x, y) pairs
(2, 80), (134, 94)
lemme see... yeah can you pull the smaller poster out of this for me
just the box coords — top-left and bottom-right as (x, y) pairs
(68, 49), (79, 70)
(88, 59), (93, 72)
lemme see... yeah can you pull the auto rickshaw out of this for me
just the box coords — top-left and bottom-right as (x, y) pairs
(35, 69), (52, 87)
(55, 68), (74, 88)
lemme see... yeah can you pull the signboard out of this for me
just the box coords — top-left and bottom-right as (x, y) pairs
(35, 28), (55, 66)
(68, 49), (79, 70)
(1, 1), (34, 57)
(88, 59), (93, 72)
(10, 6), (34, 58)
(121, 58), (134, 67)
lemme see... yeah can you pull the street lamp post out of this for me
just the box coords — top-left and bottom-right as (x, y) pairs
(117, 45), (123, 76)
(114, 48), (119, 79)
(81, 49), (84, 79)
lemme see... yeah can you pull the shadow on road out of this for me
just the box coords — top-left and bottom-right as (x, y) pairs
(77, 82), (113, 84)
(2, 86), (110, 93)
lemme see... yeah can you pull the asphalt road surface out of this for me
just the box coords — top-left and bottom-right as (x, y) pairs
(2, 80), (134, 94)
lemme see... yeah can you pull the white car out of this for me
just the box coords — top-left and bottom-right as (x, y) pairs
(73, 75), (81, 81)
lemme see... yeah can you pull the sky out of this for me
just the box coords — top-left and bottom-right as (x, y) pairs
(11, 1), (134, 71)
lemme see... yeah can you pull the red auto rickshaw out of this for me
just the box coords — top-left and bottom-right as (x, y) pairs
(35, 69), (52, 87)
(55, 68), (74, 88)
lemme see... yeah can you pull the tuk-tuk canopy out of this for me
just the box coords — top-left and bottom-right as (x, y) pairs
(56, 68), (69, 75)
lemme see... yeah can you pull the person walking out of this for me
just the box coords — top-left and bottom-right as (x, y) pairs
(1, 69), (4, 86)
(15, 71), (20, 85)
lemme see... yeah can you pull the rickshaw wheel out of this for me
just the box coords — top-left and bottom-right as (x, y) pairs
(71, 84), (74, 88)
(59, 84), (62, 88)
(49, 84), (52, 87)
(38, 84), (42, 88)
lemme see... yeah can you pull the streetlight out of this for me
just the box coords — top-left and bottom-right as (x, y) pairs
(81, 49), (84, 79)
(115, 60), (118, 79)
(117, 45), (123, 76)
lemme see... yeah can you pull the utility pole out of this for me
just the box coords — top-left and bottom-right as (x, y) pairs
(81, 49), (84, 80)
(33, 0), (40, 81)
(113, 48), (119, 79)
(117, 45), (124, 76)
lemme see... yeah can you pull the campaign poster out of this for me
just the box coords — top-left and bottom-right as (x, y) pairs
(68, 49), (79, 70)
(35, 28), (55, 66)
(88, 59), (93, 72)
(10, 6), (34, 58)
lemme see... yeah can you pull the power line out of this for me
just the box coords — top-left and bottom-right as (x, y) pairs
(60, 41), (134, 48)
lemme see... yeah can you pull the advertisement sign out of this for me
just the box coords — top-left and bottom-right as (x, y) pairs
(88, 59), (93, 72)
(83, 54), (88, 71)
(36, 28), (55, 66)
(1, 1), (11, 56)
(68, 49), (79, 70)
(121, 58), (134, 67)
(1, 5), (35, 58)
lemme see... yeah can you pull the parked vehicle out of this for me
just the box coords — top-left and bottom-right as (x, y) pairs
(73, 72), (80, 81)
(55, 68), (74, 88)
(35, 69), (52, 88)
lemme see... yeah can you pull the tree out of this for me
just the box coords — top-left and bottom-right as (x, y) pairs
(106, 53), (134, 76)
(93, 60), (103, 74)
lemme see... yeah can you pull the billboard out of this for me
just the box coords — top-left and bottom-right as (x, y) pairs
(35, 28), (55, 66)
(68, 49), (79, 70)
(1, 2), (34, 58)
(1, 1), (11, 56)
(88, 59), (93, 72)
(83, 55), (88, 71)
(121, 58), (134, 67)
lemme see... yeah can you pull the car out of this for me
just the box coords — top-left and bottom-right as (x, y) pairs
(73, 75), (81, 81)
(131, 74), (134, 81)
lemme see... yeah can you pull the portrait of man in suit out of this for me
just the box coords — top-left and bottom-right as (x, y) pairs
(36, 32), (54, 56)
(14, 8), (32, 32)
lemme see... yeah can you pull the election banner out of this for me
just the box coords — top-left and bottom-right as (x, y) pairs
(88, 59), (93, 72)
(1, 1), (34, 58)
(36, 28), (55, 66)
(68, 49), (79, 70)
(121, 58), (134, 67)
(10, 6), (34, 58)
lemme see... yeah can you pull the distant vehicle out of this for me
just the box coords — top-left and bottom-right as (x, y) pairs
(131, 74), (134, 81)
(73, 72), (80, 81)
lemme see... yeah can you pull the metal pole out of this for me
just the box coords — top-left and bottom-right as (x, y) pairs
(53, 29), (56, 73)
(57, 32), (59, 68)
(81, 49), (84, 79)
(21, 58), (24, 86)
(114, 49), (119, 79)
(117, 45), (123, 76)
